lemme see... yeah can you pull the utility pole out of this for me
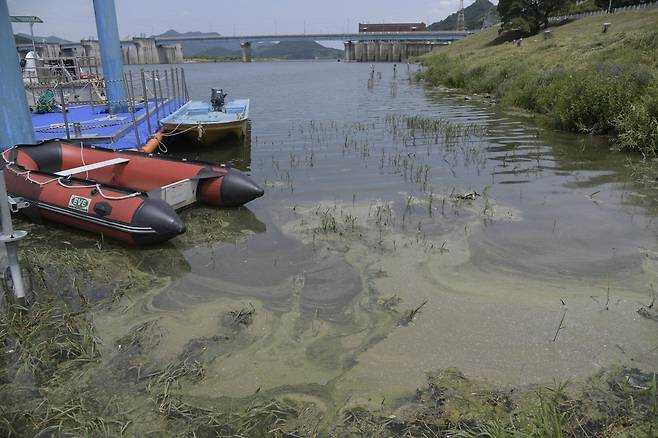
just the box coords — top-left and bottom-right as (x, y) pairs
(456, 0), (465, 31)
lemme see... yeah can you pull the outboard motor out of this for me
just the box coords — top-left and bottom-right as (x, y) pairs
(210, 88), (227, 111)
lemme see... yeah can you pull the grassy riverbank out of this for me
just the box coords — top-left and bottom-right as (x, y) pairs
(419, 9), (658, 153)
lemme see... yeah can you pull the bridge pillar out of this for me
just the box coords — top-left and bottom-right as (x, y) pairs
(366, 41), (377, 62)
(400, 42), (408, 62)
(0, 0), (34, 147)
(354, 42), (363, 62)
(344, 41), (354, 62)
(92, 0), (128, 113)
(392, 42), (401, 62)
(379, 41), (390, 62)
(241, 42), (252, 63)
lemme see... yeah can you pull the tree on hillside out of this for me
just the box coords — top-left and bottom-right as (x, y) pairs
(498, 0), (570, 34)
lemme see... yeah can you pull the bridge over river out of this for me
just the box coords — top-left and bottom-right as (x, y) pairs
(154, 31), (470, 62)
(16, 30), (469, 64)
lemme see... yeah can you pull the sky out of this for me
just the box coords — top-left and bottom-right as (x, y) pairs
(8, 0), (478, 41)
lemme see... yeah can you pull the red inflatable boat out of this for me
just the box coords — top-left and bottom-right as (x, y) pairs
(1, 140), (264, 245)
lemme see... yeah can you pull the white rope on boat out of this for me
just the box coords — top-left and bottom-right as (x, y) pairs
(2, 146), (142, 201)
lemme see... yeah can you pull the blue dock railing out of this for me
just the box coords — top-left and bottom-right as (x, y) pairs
(27, 63), (189, 150)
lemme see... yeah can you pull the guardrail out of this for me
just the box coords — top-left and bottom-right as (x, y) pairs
(549, 1), (658, 22)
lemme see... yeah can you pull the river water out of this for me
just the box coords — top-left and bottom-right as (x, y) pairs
(13, 60), (658, 429)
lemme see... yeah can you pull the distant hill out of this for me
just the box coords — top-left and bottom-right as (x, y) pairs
(15, 33), (71, 44)
(14, 34), (32, 45)
(429, 0), (497, 31)
(151, 29), (273, 57)
(253, 40), (343, 60)
(196, 45), (240, 58)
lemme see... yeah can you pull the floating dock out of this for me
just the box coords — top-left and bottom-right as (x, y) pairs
(27, 63), (189, 150)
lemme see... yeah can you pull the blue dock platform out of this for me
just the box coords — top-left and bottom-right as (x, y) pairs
(31, 98), (186, 150)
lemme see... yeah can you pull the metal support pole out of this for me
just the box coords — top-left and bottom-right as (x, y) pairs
(128, 70), (137, 109)
(29, 22), (36, 53)
(141, 69), (152, 136)
(174, 68), (180, 106)
(0, 171), (27, 301)
(123, 72), (141, 146)
(151, 70), (159, 122)
(89, 74), (95, 113)
(181, 68), (188, 101)
(164, 69), (171, 114)
(58, 84), (71, 141)
(92, 0), (128, 113)
(156, 71), (165, 116)
(170, 67), (177, 108)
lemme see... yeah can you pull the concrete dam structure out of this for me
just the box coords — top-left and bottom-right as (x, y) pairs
(19, 37), (183, 65)
(343, 40), (447, 62)
(344, 23), (448, 62)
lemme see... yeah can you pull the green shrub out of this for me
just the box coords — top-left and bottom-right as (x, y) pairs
(422, 54), (658, 150)
(547, 72), (633, 133)
(420, 54), (469, 89)
(499, 68), (543, 110)
(615, 85), (658, 154)
(545, 66), (654, 134)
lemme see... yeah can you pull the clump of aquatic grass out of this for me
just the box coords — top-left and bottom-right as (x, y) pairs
(342, 212), (358, 231)
(115, 319), (163, 352)
(310, 204), (360, 234)
(377, 294), (401, 310)
(637, 288), (657, 321)
(316, 207), (338, 234)
(0, 301), (100, 385)
(336, 368), (510, 437)
(370, 202), (395, 229)
(154, 390), (305, 437)
(179, 207), (231, 244)
(398, 299), (428, 326)
(143, 352), (308, 436)
(154, 392), (230, 434)
(0, 383), (131, 437)
(147, 357), (205, 389)
(225, 303), (256, 327)
(17, 239), (169, 309)
(385, 114), (486, 146)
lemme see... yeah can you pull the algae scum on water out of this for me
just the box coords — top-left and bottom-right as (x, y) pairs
(2, 62), (658, 436)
